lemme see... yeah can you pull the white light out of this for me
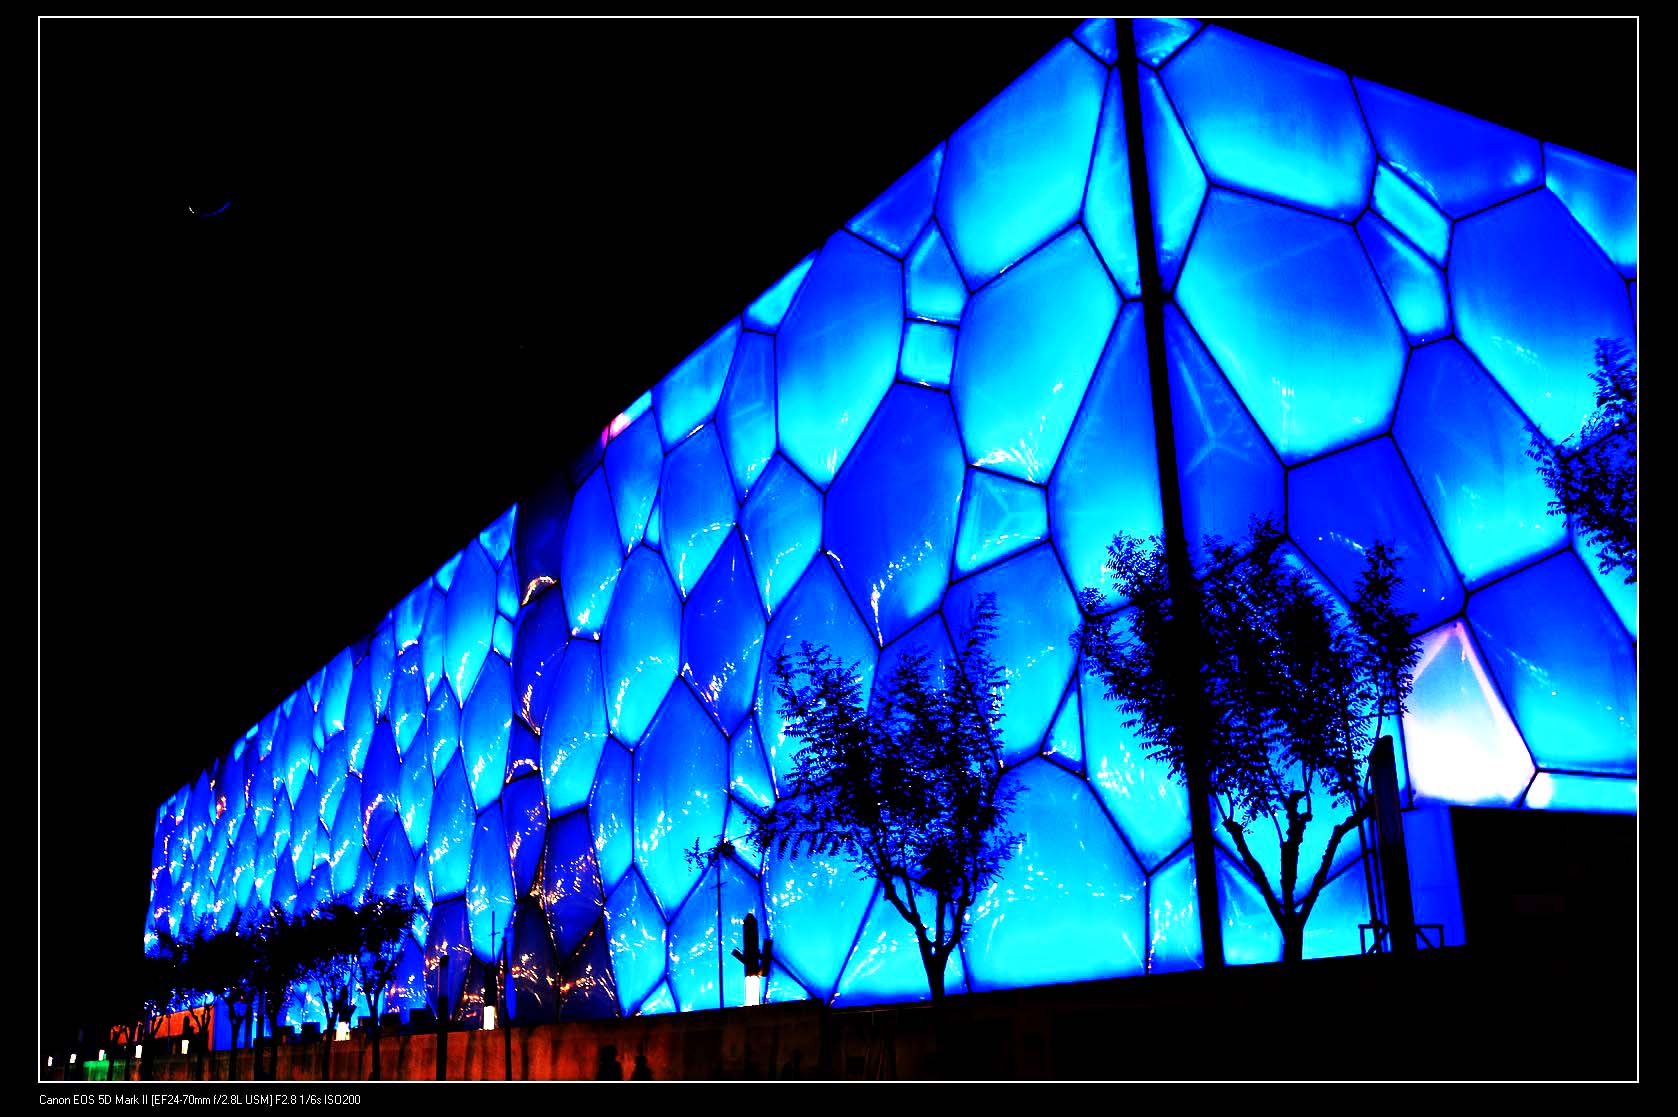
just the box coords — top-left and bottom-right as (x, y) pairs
(180, 1039), (189, 1055)
(69, 1054), (76, 1064)
(334, 1020), (351, 1042)
(744, 975), (763, 1007)
(135, 1045), (143, 1060)
(98, 1050), (106, 1062)
(483, 1005), (497, 1031)
(46, 1056), (53, 1067)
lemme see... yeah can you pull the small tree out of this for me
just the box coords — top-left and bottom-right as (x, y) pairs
(297, 905), (361, 1035)
(250, 907), (307, 1080)
(1528, 337), (1637, 583)
(1076, 519), (1421, 965)
(350, 892), (422, 1080)
(750, 594), (1015, 1010)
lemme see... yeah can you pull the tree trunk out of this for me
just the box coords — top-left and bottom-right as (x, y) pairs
(1281, 915), (1305, 965)
(922, 945), (949, 1079)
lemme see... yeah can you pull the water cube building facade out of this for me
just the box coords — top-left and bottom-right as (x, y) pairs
(145, 18), (1637, 1030)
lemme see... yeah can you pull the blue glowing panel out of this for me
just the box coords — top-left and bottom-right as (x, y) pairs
(1084, 76), (1141, 299)
(605, 413), (663, 552)
(602, 547), (681, 745)
(328, 775), (362, 900)
(317, 733), (350, 832)
(634, 685), (728, 917)
(515, 473), (571, 608)
(342, 662), (375, 779)
(1356, 213), (1449, 343)
(492, 613), (515, 663)
(1049, 304), (1164, 605)
(444, 542), (497, 705)
(668, 857), (764, 1012)
(943, 546), (1079, 764)
(1074, 17), (1118, 64)
(280, 707), (317, 810)
(638, 982), (676, 1016)
(728, 718), (775, 814)
(1139, 66), (1206, 290)
(955, 468), (1047, 578)
(1177, 191), (1408, 462)
(716, 330), (777, 500)
(512, 589), (569, 733)
(661, 425), (738, 599)
(539, 640), (609, 817)
(397, 740), (432, 848)
(1578, 537), (1637, 641)
(848, 145), (943, 258)
(905, 224), (967, 325)
(427, 753), (474, 901)
(1403, 621), (1534, 807)
(835, 885), (968, 1006)
(369, 626), (395, 721)
(540, 811), (605, 961)
(1525, 773), (1637, 814)
(1288, 437), (1463, 629)
(1451, 189), (1636, 442)
(590, 742), (634, 893)
(826, 385), (965, 646)
(1080, 666), (1191, 872)
(479, 506), (515, 567)
(1401, 806), (1464, 946)
(559, 469), (622, 638)
(1164, 27), (1372, 219)
(1301, 863), (1370, 961)
(938, 40), (1106, 286)
(1371, 163), (1450, 266)
(421, 589), (448, 701)
(1393, 340), (1567, 587)
(953, 227), (1118, 483)
(466, 806), (515, 961)
(1354, 78), (1541, 218)
(655, 321), (741, 447)
(1215, 850), (1281, 965)
(389, 649), (426, 756)
(1468, 553), (1636, 776)
(743, 252), (816, 333)
(1148, 850), (1202, 974)
(503, 773), (546, 898)
(360, 723), (401, 856)
(757, 558), (880, 784)
(1162, 305), (1283, 563)
(462, 654), (512, 811)
(320, 648), (354, 736)
(966, 759), (1145, 990)
(426, 681), (460, 781)
(739, 455), (823, 620)
(681, 533), (765, 733)
(1545, 144), (1636, 278)
(1043, 683), (1082, 769)
(777, 231), (903, 487)
(762, 833), (877, 1001)
(604, 871), (667, 1016)
(645, 497), (662, 550)
(898, 321), (956, 388)
(1135, 17), (1200, 67)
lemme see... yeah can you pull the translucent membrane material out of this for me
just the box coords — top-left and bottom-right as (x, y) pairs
(835, 885), (968, 1005)
(1354, 78), (1542, 218)
(1074, 17), (1118, 64)
(602, 547), (681, 746)
(847, 145), (943, 258)
(728, 718), (776, 812)
(966, 759), (1145, 990)
(605, 414), (663, 552)
(1081, 663), (1191, 872)
(1371, 163), (1450, 266)
(466, 807), (515, 960)
(1402, 621), (1534, 807)
(1147, 850), (1203, 974)
(655, 321), (741, 448)
(539, 640), (609, 817)
(762, 832), (876, 1001)
(954, 468), (1048, 578)
(1043, 683), (1082, 770)
(541, 810), (605, 961)
(1084, 75), (1142, 299)
(589, 743), (634, 893)
(427, 753), (474, 901)
(937, 39), (1107, 286)
(502, 774), (546, 898)
(1450, 189), (1636, 442)
(953, 227), (1118, 484)
(1525, 773), (1637, 813)
(559, 470), (622, 638)
(1392, 340), (1567, 587)
(660, 425), (738, 599)
(681, 533), (765, 733)
(1467, 553), (1636, 776)
(604, 871), (667, 1016)
(462, 654), (512, 812)
(634, 686), (728, 917)
(825, 384), (965, 646)
(898, 321), (957, 388)
(1356, 212), (1450, 343)
(738, 456), (823, 620)
(1134, 16), (1201, 67)
(744, 252), (816, 332)
(776, 231), (903, 488)
(1177, 190), (1407, 462)
(905, 224), (968, 325)
(716, 330), (777, 500)
(1544, 144), (1636, 278)
(1164, 27), (1373, 219)
(1139, 66), (1206, 290)
(1578, 536), (1637, 641)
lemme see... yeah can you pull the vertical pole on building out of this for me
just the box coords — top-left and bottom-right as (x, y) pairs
(1115, 19), (1225, 970)
(1370, 736), (1417, 955)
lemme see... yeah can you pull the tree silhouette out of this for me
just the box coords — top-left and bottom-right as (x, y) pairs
(750, 594), (1015, 1010)
(350, 892), (422, 1080)
(1075, 519), (1421, 964)
(1528, 337), (1637, 583)
(250, 907), (308, 1079)
(297, 905), (362, 1035)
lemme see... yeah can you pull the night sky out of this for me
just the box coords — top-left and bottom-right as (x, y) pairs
(40, 17), (1636, 1049)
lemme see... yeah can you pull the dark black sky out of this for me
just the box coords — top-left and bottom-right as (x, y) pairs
(40, 17), (1636, 1047)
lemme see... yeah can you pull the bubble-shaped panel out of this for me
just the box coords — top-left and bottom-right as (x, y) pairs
(502, 772), (546, 899)
(965, 758), (1145, 990)
(541, 810), (606, 961)
(847, 145), (943, 258)
(937, 40), (1106, 286)
(426, 680), (460, 781)
(1147, 850), (1203, 974)
(955, 468), (1048, 578)
(1371, 163), (1450, 267)
(1451, 189), (1636, 442)
(540, 640), (609, 817)
(603, 871), (667, 1017)
(1402, 621), (1534, 807)
(739, 455), (823, 620)
(716, 330), (777, 500)
(905, 224), (968, 325)
(515, 473), (571, 608)
(602, 547), (681, 746)
(1084, 76), (1141, 300)
(1177, 190), (1408, 462)
(1288, 436), (1464, 629)
(655, 320), (741, 448)
(467, 806), (515, 961)
(559, 469), (622, 638)
(681, 533), (765, 733)
(511, 588), (569, 732)
(1080, 666), (1191, 873)
(953, 227), (1118, 484)
(776, 231), (903, 487)
(728, 718), (775, 816)
(743, 252), (815, 333)
(898, 321), (956, 389)
(1545, 144), (1636, 278)
(633, 685), (728, 917)
(605, 413), (663, 552)
(667, 856), (764, 1012)
(826, 384), (965, 646)
(762, 832), (877, 1001)
(388, 649), (427, 756)
(462, 654), (512, 812)
(590, 741), (634, 894)
(660, 425), (738, 599)
(1356, 212), (1450, 344)
(1164, 27), (1374, 219)
(834, 885), (968, 1006)
(427, 752), (474, 902)
(444, 543), (497, 704)
(1049, 303), (1164, 605)
(1393, 340), (1567, 587)
(1139, 66), (1206, 291)
(1468, 553), (1636, 776)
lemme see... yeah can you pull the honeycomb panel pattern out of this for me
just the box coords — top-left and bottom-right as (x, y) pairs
(147, 20), (1636, 1026)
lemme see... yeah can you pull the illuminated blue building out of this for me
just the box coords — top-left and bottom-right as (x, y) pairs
(145, 18), (1636, 1029)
